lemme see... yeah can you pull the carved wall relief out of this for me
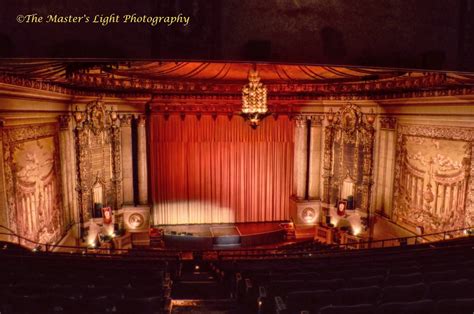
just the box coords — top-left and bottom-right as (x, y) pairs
(74, 101), (121, 224)
(2, 123), (64, 247)
(393, 124), (474, 233)
(322, 104), (376, 214)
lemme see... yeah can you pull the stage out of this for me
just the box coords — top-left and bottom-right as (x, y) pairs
(160, 222), (287, 250)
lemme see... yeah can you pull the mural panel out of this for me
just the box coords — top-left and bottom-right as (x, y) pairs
(393, 124), (473, 234)
(3, 123), (64, 247)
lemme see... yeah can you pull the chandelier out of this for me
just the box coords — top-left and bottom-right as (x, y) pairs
(241, 67), (268, 129)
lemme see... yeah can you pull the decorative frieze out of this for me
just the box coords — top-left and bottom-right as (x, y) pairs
(1, 71), (474, 101)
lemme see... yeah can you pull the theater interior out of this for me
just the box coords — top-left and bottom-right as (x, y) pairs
(0, 59), (472, 314)
(1, 4), (474, 314)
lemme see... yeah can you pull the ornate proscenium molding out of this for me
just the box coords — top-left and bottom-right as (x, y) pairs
(2, 71), (474, 101)
(69, 71), (448, 94)
(322, 104), (376, 220)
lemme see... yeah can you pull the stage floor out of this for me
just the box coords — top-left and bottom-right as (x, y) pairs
(159, 222), (286, 249)
(159, 222), (284, 237)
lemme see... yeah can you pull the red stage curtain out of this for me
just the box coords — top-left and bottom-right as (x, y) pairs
(149, 114), (294, 225)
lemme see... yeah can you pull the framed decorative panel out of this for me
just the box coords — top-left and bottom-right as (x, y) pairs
(393, 124), (474, 233)
(2, 123), (64, 247)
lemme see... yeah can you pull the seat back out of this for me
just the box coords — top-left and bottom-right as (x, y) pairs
(382, 283), (427, 303)
(334, 285), (381, 305)
(285, 289), (333, 313)
(427, 279), (472, 300)
(320, 304), (376, 314)
(376, 299), (435, 314)
(435, 298), (474, 314)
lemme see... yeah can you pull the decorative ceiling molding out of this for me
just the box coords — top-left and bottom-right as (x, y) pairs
(68, 72), (448, 94)
(397, 123), (474, 142)
(1, 72), (474, 105)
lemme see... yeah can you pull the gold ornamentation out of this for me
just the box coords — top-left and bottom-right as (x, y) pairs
(2, 123), (63, 245)
(393, 124), (474, 231)
(241, 69), (269, 128)
(322, 104), (375, 213)
(1, 72), (472, 102)
(74, 102), (122, 225)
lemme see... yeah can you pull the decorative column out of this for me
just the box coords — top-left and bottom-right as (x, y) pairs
(120, 114), (134, 205)
(0, 120), (9, 242)
(308, 115), (323, 199)
(322, 114), (335, 213)
(59, 114), (80, 238)
(293, 116), (308, 199)
(137, 115), (148, 205)
(58, 116), (71, 229)
(374, 117), (397, 217)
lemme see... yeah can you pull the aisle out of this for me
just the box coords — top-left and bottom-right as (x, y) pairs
(170, 262), (240, 314)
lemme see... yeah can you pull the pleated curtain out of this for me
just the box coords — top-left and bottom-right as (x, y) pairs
(149, 114), (294, 225)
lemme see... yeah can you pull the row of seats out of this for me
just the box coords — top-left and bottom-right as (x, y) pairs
(212, 236), (474, 314)
(273, 279), (474, 313)
(0, 250), (173, 314)
(292, 299), (474, 314)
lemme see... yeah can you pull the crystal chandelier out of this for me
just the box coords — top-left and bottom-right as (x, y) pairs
(241, 66), (268, 129)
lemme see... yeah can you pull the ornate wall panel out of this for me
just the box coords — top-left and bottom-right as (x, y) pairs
(322, 104), (376, 214)
(393, 124), (474, 233)
(2, 123), (64, 246)
(74, 101), (122, 224)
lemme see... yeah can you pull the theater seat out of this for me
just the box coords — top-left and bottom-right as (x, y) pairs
(319, 304), (376, 314)
(285, 289), (333, 313)
(381, 283), (427, 303)
(389, 265), (420, 275)
(82, 295), (116, 313)
(376, 299), (435, 314)
(348, 275), (384, 288)
(386, 273), (423, 286)
(334, 286), (380, 305)
(116, 296), (164, 314)
(435, 298), (474, 314)
(423, 270), (459, 283)
(427, 279), (473, 300)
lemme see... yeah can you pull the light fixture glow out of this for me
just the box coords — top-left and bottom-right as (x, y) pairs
(353, 227), (361, 236)
(241, 67), (268, 129)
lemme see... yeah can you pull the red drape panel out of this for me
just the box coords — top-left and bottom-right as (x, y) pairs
(149, 114), (294, 225)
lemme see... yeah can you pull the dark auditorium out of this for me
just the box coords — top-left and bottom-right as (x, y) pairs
(0, 1), (474, 313)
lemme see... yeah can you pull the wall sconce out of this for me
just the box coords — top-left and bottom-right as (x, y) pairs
(366, 109), (376, 125)
(326, 108), (335, 123)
